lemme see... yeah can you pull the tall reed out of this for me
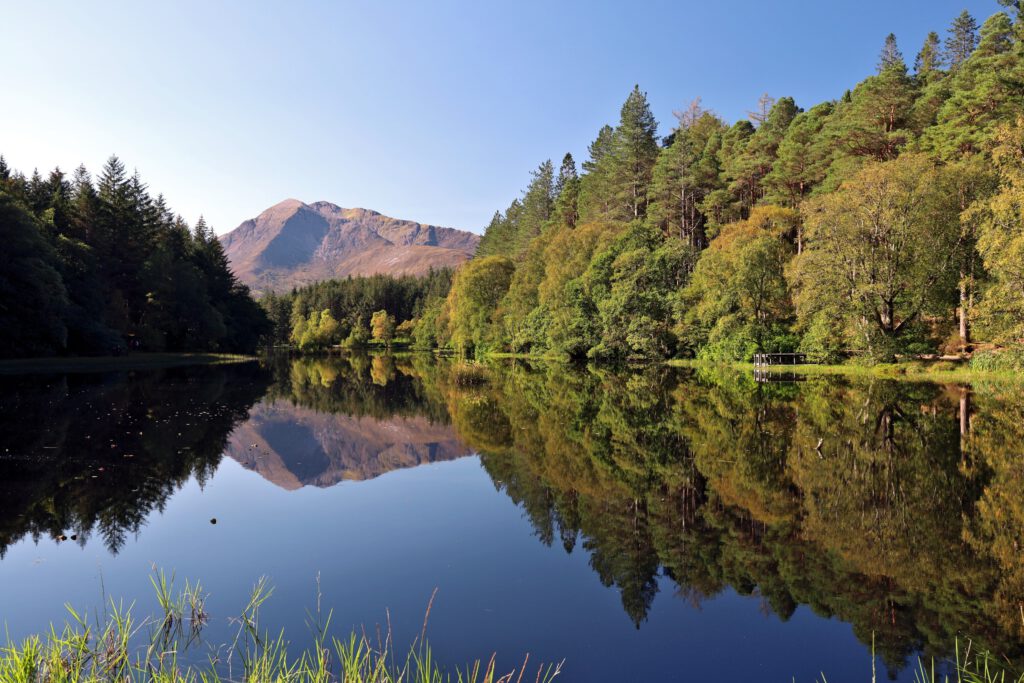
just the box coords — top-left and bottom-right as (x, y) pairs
(0, 571), (563, 683)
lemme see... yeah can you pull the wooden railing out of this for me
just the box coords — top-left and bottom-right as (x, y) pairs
(753, 352), (807, 367)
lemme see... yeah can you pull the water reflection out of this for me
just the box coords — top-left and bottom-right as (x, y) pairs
(1, 355), (1023, 676)
(0, 363), (269, 556)
(453, 363), (1024, 671)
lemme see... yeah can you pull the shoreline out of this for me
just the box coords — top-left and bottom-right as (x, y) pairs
(0, 352), (258, 375)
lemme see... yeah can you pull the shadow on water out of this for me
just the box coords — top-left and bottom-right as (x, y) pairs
(3, 353), (1024, 677)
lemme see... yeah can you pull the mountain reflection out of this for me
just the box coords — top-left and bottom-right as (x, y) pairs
(2, 355), (1023, 674)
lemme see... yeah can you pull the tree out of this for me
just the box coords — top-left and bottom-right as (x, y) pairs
(924, 12), (1024, 159)
(344, 318), (370, 348)
(649, 110), (726, 248)
(969, 117), (1024, 345)
(789, 155), (964, 359)
(0, 155), (268, 357)
(586, 223), (693, 359)
(445, 256), (515, 354)
(609, 86), (660, 220)
(724, 96), (799, 215)
(578, 125), (617, 222)
(553, 153), (580, 229)
(513, 160), (555, 254)
(764, 102), (834, 219)
(914, 31), (943, 81)
(370, 309), (396, 346)
(945, 10), (980, 68)
(679, 206), (798, 360)
(878, 33), (904, 72)
(0, 192), (70, 356)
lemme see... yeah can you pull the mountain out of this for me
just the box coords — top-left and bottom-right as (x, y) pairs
(224, 399), (472, 490)
(219, 199), (479, 292)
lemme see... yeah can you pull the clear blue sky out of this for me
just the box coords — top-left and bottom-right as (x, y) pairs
(0, 0), (1001, 235)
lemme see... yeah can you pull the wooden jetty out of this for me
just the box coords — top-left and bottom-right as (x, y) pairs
(753, 352), (807, 367)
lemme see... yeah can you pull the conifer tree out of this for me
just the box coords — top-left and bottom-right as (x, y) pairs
(648, 110), (726, 247)
(578, 125), (617, 222)
(764, 102), (834, 217)
(915, 31), (943, 81)
(945, 10), (980, 68)
(553, 153), (580, 229)
(610, 85), (660, 220)
(513, 159), (555, 254)
(878, 33), (904, 72)
(925, 12), (1023, 158)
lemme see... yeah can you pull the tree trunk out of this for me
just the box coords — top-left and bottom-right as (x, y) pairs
(959, 270), (970, 353)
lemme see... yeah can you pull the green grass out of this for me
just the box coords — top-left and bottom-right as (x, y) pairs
(817, 637), (1024, 683)
(0, 572), (563, 683)
(0, 353), (257, 375)
(665, 358), (1024, 384)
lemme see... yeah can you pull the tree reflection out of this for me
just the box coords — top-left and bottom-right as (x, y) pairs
(437, 361), (1024, 673)
(4, 355), (1023, 675)
(0, 363), (269, 556)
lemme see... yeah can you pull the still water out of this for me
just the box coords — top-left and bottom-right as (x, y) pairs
(1, 356), (1022, 681)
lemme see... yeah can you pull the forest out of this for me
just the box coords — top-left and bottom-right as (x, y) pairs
(0, 156), (269, 358)
(401, 2), (1024, 366)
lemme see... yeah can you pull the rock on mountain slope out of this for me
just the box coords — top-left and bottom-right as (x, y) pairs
(219, 199), (479, 292)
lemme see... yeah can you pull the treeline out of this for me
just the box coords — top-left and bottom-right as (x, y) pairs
(261, 269), (453, 350)
(417, 3), (1024, 363)
(0, 156), (269, 357)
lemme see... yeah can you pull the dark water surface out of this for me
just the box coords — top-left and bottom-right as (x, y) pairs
(2, 356), (1023, 681)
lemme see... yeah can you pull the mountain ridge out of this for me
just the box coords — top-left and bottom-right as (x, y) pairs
(220, 199), (479, 292)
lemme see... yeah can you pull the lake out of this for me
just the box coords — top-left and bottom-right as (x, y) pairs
(1, 355), (1022, 681)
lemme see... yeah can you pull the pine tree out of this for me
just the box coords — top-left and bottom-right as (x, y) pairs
(747, 93), (776, 127)
(69, 165), (98, 243)
(553, 153), (580, 229)
(878, 33), (904, 72)
(553, 153), (577, 198)
(610, 85), (660, 220)
(945, 10), (979, 68)
(914, 31), (942, 81)
(513, 159), (555, 253)
(578, 125), (617, 222)
(0, 155), (9, 181)
(925, 12), (1023, 158)
(764, 102), (834, 215)
(648, 110), (726, 247)
(726, 96), (799, 214)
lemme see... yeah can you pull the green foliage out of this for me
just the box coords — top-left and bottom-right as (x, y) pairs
(680, 206), (798, 360)
(0, 570), (563, 683)
(343, 318), (370, 348)
(445, 7), (1024, 364)
(970, 346), (1024, 372)
(972, 118), (1024, 343)
(789, 155), (963, 360)
(369, 309), (396, 346)
(0, 157), (269, 357)
(445, 255), (515, 355)
(268, 268), (453, 350)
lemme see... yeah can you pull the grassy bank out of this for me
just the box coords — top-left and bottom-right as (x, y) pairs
(0, 573), (563, 683)
(0, 353), (258, 375)
(665, 358), (1024, 384)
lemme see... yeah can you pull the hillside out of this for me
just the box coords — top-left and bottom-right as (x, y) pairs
(220, 199), (479, 292)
